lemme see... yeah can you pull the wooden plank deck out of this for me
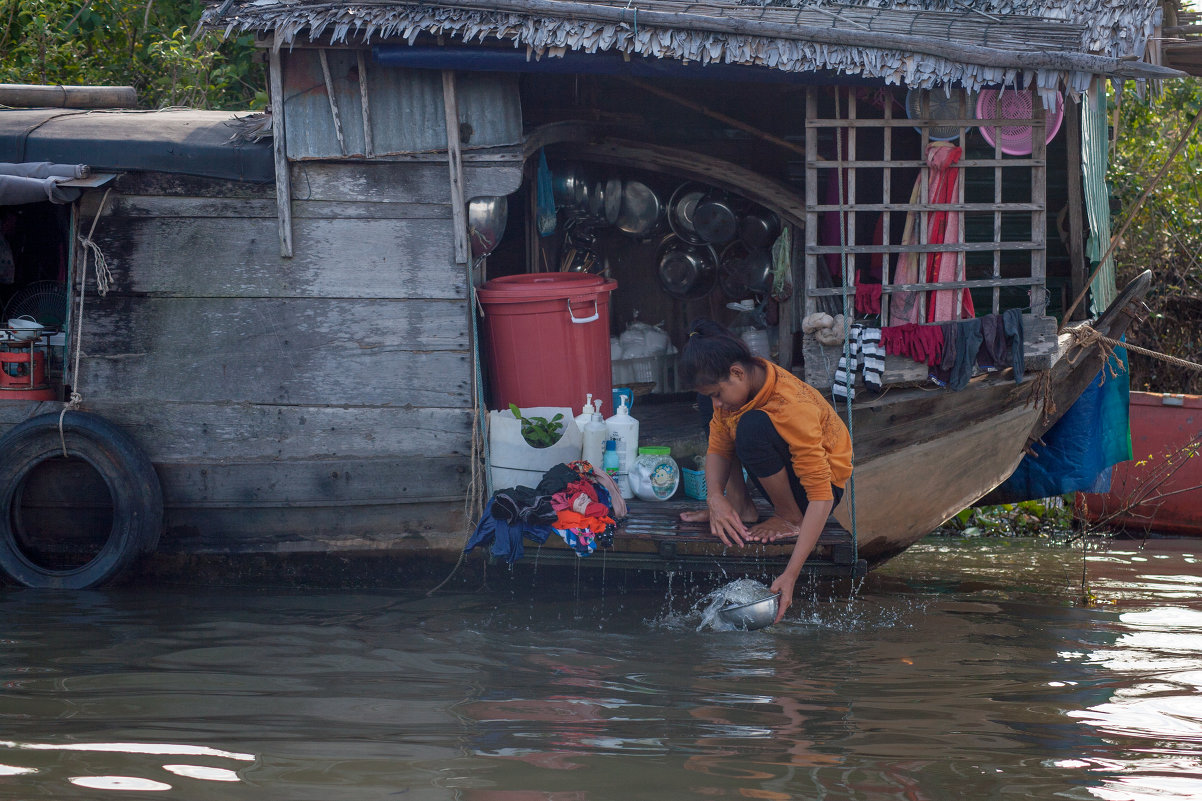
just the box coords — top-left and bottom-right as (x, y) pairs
(537, 496), (866, 577)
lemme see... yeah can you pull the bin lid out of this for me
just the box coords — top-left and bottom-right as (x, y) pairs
(477, 272), (617, 302)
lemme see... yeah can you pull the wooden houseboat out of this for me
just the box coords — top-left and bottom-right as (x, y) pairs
(0, 0), (1186, 588)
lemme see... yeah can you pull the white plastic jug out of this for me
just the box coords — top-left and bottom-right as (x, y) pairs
(581, 410), (608, 469)
(604, 395), (639, 499)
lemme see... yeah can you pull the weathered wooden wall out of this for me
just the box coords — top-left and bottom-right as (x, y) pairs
(62, 159), (519, 554)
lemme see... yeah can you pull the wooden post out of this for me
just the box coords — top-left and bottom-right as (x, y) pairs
(1064, 98), (1087, 320)
(268, 46), (293, 259)
(357, 50), (374, 158)
(318, 49), (347, 157)
(442, 70), (470, 266)
(1030, 97), (1048, 317)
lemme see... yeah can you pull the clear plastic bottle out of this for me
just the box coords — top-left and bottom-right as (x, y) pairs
(604, 395), (639, 499)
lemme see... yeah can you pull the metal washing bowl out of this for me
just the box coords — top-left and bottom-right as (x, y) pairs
(717, 592), (780, 630)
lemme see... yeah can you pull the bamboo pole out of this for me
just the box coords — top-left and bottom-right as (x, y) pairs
(0, 83), (137, 108)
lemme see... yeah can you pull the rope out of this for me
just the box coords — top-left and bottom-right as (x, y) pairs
(427, 260), (490, 596)
(59, 187), (113, 457)
(833, 88), (859, 568)
(1069, 323), (1202, 373)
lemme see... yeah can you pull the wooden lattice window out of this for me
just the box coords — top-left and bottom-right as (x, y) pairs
(802, 86), (1051, 390)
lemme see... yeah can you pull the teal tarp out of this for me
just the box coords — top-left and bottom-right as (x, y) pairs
(989, 345), (1131, 502)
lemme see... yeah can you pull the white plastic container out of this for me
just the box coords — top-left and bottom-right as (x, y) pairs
(573, 394), (595, 432)
(489, 406), (583, 490)
(604, 395), (639, 499)
(581, 410), (608, 469)
(630, 446), (680, 502)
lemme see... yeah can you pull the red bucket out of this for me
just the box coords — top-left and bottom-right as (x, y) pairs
(477, 273), (617, 411)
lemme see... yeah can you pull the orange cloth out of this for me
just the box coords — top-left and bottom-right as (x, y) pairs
(554, 510), (614, 534)
(707, 359), (853, 501)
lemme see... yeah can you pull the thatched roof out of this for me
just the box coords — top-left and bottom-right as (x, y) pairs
(202, 1), (1181, 99)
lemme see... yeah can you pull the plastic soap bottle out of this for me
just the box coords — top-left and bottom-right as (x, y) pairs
(574, 394), (595, 432)
(604, 395), (639, 499)
(582, 408), (608, 469)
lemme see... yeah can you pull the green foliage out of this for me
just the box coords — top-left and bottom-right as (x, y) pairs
(939, 496), (1075, 538)
(1108, 77), (1202, 394)
(0, 0), (264, 109)
(508, 404), (565, 449)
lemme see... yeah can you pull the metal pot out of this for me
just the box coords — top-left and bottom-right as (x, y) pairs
(693, 192), (739, 244)
(602, 176), (623, 225)
(740, 209), (781, 250)
(656, 234), (717, 300)
(667, 182), (709, 245)
(467, 196), (508, 259)
(588, 178), (607, 219)
(615, 180), (663, 238)
(551, 163), (586, 209)
(718, 242), (773, 299)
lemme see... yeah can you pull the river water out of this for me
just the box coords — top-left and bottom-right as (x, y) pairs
(4, 536), (1202, 801)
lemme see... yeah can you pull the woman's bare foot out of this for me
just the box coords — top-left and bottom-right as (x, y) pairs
(679, 502), (759, 524)
(746, 516), (803, 542)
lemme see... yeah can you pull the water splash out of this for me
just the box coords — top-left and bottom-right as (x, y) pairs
(695, 579), (776, 632)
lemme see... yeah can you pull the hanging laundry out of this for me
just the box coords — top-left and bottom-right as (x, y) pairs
(854, 214), (886, 316)
(977, 313), (1009, 372)
(465, 497), (555, 564)
(881, 323), (944, 366)
(923, 143), (973, 323)
(832, 324), (884, 400)
(1003, 308), (1025, 382)
(890, 143), (975, 324)
(930, 321), (960, 387)
(948, 316), (984, 391)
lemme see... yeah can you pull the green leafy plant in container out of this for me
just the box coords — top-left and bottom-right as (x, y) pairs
(508, 404), (564, 448)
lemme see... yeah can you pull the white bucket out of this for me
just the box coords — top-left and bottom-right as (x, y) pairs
(488, 406), (583, 491)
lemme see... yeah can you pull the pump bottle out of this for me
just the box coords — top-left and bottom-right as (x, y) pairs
(604, 395), (639, 499)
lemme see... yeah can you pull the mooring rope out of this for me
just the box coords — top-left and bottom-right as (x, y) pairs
(833, 88), (859, 565)
(427, 263), (490, 597)
(59, 187), (113, 457)
(1069, 323), (1202, 373)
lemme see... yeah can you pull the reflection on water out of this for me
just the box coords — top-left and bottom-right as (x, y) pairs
(2, 537), (1202, 800)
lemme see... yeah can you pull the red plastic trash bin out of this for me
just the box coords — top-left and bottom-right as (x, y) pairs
(477, 273), (618, 411)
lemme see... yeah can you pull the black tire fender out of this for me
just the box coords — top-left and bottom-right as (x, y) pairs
(0, 410), (162, 588)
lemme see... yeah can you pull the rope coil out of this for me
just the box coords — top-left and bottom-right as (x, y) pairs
(59, 188), (113, 457)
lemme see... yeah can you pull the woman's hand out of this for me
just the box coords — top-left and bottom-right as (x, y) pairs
(707, 495), (751, 548)
(769, 572), (796, 624)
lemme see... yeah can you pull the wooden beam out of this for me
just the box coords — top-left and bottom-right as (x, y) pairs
(318, 49), (347, 157)
(357, 50), (374, 158)
(268, 47), (293, 258)
(442, 70), (470, 266)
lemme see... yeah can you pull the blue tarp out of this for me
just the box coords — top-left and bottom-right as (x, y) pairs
(990, 345), (1132, 502)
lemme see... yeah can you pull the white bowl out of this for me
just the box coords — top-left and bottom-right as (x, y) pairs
(7, 316), (43, 341)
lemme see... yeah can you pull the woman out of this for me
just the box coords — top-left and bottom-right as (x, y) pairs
(678, 320), (853, 622)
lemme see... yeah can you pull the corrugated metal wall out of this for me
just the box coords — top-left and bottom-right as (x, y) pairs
(282, 49), (522, 159)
